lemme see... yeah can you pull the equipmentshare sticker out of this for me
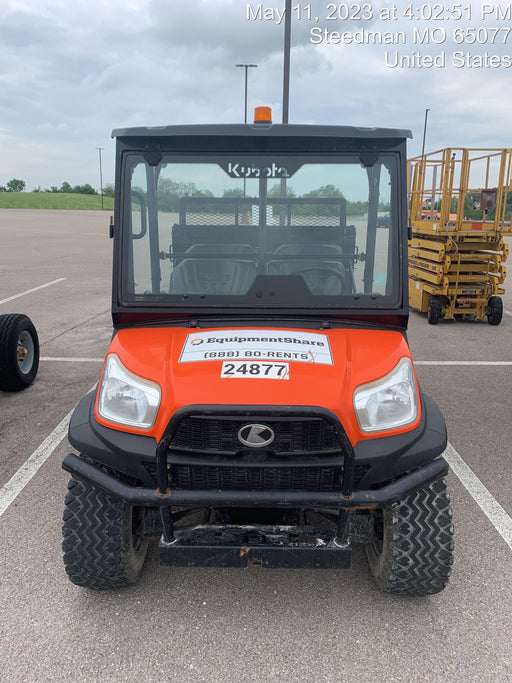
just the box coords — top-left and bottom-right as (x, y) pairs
(179, 329), (333, 365)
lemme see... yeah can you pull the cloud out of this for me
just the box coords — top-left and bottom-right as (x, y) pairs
(1, 0), (511, 190)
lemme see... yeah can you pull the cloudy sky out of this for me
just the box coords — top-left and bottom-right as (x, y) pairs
(1, 0), (511, 191)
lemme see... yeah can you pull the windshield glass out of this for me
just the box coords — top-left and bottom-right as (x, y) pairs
(121, 153), (399, 309)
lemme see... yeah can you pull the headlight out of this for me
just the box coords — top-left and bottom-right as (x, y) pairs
(353, 357), (418, 433)
(97, 354), (161, 429)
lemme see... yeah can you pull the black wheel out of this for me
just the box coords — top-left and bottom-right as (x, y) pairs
(0, 313), (39, 391)
(487, 296), (503, 326)
(62, 475), (149, 589)
(427, 296), (442, 325)
(365, 477), (454, 596)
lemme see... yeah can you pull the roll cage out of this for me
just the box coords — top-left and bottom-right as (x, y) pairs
(111, 123), (411, 328)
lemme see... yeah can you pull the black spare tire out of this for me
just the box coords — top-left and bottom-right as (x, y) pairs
(0, 313), (39, 392)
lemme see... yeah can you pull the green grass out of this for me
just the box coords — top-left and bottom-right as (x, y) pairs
(0, 192), (114, 211)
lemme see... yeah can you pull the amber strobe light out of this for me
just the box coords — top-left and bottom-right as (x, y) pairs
(254, 106), (272, 124)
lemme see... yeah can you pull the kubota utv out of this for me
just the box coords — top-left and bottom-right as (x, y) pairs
(62, 107), (454, 595)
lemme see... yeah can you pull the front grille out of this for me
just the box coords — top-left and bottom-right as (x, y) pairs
(170, 416), (339, 455)
(172, 465), (341, 491)
(142, 462), (370, 492)
(142, 410), (365, 494)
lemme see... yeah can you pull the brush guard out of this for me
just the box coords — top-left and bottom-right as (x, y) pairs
(63, 403), (449, 570)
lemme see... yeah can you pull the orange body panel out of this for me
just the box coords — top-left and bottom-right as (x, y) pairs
(94, 326), (421, 445)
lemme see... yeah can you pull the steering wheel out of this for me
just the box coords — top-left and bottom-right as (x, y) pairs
(295, 267), (346, 295)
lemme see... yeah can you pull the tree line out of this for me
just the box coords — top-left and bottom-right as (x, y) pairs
(0, 178), (114, 196)
(0, 179), (26, 192)
(153, 179), (388, 216)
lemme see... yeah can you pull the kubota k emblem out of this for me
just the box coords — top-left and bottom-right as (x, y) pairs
(238, 424), (275, 448)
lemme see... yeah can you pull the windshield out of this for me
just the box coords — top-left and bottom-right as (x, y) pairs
(121, 153), (400, 309)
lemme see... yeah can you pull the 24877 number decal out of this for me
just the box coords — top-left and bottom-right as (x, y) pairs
(221, 361), (289, 379)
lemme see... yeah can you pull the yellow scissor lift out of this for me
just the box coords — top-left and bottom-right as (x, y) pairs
(408, 148), (512, 324)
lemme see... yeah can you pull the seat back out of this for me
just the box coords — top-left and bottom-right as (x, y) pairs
(170, 243), (257, 295)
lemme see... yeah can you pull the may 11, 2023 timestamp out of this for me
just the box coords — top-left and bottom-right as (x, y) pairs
(246, 3), (512, 24)
(247, 4), (512, 68)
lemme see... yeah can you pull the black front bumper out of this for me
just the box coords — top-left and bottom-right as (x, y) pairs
(63, 449), (448, 509)
(64, 393), (448, 569)
(64, 390), (448, 510)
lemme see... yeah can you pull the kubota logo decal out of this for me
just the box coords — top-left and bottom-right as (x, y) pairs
(238, 424), (275, 448)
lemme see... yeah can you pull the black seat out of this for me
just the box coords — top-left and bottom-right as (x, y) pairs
(169, 244), (256, 295)
(266, 243), (346, 295)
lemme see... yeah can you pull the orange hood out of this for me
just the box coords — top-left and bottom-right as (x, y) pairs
(95, 325), (419, 445)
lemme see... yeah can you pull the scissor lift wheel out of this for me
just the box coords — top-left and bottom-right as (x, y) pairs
(487, 296), (503, 326)
(427, 295), (442, 325)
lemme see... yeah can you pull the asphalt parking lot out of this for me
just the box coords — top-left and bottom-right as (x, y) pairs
(1, 209), (511, 682)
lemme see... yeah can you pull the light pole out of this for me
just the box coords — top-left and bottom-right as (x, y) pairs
(421, 108), (430, 158)
(235, 64), (257, 123)
(97, 147), (104, 210)
(420, 109), (431, 217)
(280, 0), (292, 217)
(282, 0), (291, 124)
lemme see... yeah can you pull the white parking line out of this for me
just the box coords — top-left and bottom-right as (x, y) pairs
(0, 384), (96, 519)
(0, 278), (66, 305)
(0, 408), (73, 518)
(38, 358), (512, 366)
(505, 309), (512, 317)
(416, 361), (512, 366)
(40, 357), (104, 362)
(444, 443), (512, 552)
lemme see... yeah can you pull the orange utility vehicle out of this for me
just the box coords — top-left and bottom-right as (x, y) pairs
(62, 109), (453, 594)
